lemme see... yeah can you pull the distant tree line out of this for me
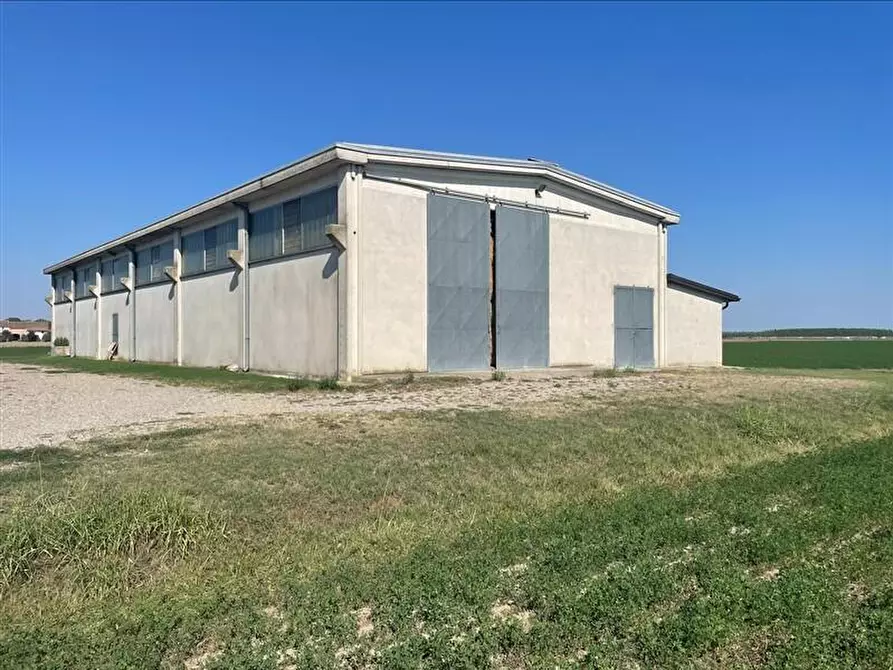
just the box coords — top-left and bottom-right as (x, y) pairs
(724, 328), (893, 339)
(0, 331), (51, 342)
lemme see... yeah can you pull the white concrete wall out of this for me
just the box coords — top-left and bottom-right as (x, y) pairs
(550, 216), (658, 367)
(52, 301), (73, 345)
(74, 299), (97, 358)
(249, 249), (338, 376)
(181, 271), (241, 368)
(358, 180), (428, 373)
(99, 291), (131, 360)
(135, 282), (175, 362)
(356, 165), (663, 372)
(666, 286), (724, 366)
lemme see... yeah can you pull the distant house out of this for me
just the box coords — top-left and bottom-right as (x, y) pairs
(0, 320), (51, 340)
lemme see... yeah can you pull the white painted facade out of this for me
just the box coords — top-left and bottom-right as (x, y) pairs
(46, 143), (737, 376)
(666, 286), (725, 367)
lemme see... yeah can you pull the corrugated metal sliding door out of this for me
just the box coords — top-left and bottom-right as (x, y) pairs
(495, 205), (549, 368)
(427, 194), (491, 371)
(614, 286), (654, 368)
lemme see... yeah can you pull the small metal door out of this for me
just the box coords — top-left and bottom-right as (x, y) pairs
(614, 286), (654, 368)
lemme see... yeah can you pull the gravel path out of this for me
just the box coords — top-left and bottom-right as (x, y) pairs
(0, 362), (858, 450)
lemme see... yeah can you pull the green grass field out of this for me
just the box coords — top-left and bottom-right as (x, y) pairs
(724, 339), (893, 369)
(1, 370), (892, 668)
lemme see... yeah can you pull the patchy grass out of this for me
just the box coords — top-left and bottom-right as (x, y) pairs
(0, 487), (225, 588)
(0, 346), (333, 393)
(0, 347), (473, 393)
(724, 339), (893, 369)
(1, 373), (891, 667)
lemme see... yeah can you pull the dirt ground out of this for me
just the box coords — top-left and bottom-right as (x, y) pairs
(0, 362), (859, 450)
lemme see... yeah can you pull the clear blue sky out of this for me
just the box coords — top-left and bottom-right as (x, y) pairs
(2, 2), (891, 330)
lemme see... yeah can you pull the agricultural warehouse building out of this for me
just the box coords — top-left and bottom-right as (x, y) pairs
(44, 143), (739, 377)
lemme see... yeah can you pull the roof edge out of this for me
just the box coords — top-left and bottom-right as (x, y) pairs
(44, 144), (345, 274)
(44, 142), (681, 274)
(344, 142), (680, 223)
(667, 273), (740, 303)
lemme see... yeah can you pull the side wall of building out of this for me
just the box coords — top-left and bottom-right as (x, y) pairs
(549, 215), (659, 367)
(134, 283), (176, 363)
(74, 299), (97, 357)
(100, 291), (131, 360)
(249, 250), (339, 375)
(356, 165), (664, 373)
(181, 271), (241, 368)
(358, 179), (428, 373)
(52, 301), (73, 346)
(666, 286), (724, 366)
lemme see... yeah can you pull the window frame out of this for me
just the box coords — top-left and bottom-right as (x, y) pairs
(248, 185), (337, 263)
(75, 264), (95, 299)
(53, 272), (71, 304)
(100, 256), (130, 293)
(135, 240), (174, 287)
(180, 218), (239, 278)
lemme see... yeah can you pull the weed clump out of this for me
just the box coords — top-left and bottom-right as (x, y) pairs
(317, 376), (340, 391)
(286, 376), (313, 392)
(0, 488), (224, 587)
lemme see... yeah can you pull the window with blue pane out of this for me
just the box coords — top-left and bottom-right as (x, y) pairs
(101, 256), (129, 292)
(182, 219), (238, 275)
(249, 205), (282, 261)
(249, 186), (336, 262)
(136, 249), (152, 285)
(75, 265), (94, 298)
(136, 241), (173, 285)
(53, 273), (70, 303)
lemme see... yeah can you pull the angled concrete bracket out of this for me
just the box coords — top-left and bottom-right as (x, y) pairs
(44, 294), (53, 306)
(164, 265), (179, 283)
(227, 249), (245, 270)
(64, 290), (75, 303)
(120, 276), (133, 291)
(89, 285), (101, 298)
(325, 223), (347, 251)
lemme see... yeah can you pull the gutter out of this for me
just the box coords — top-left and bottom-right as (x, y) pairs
(232, 201), (251, 371)
(667, 272), (740, 305)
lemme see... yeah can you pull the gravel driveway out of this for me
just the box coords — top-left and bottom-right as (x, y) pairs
(0, 362), (856, 450)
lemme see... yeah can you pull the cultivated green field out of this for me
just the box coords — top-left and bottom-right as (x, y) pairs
(724, 339), (893, 369)
(1, 369), (892, 668)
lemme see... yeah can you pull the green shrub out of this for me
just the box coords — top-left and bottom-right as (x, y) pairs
(491, 370), (506, 382)
(286, 376), (313, 392)
(286, 376), (339, 391)
(317, 376), (339, 391)
(53, 337), (69, 347)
